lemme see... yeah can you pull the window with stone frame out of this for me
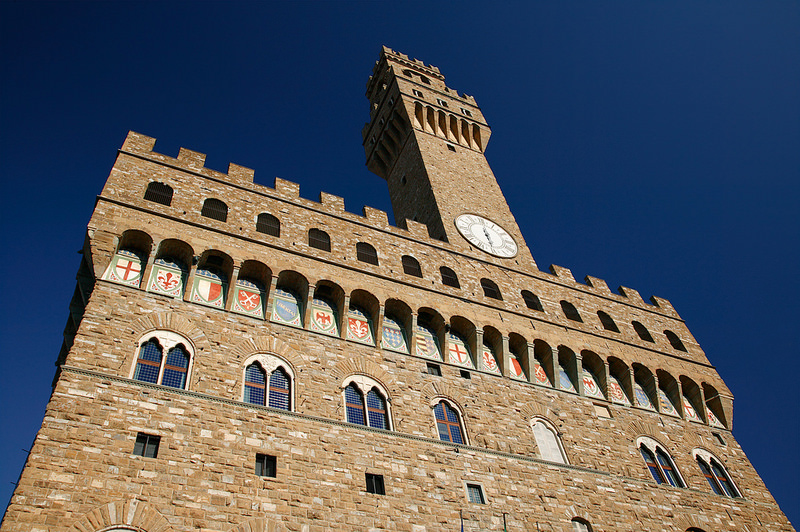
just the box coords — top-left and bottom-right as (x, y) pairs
(638, 437), (685, 488)
(132, 331), (192, 390)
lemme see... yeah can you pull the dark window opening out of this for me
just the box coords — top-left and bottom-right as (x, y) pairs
(356, 242), (379, 265)
(480, 279), (502, 300)
(308, 229), (331, 252)
(460, 370), (471, 380)
(144, 182), (173, 206)
(712, 433), (726, 446)
(201, 198), (228, 222)
(466, 483), (485, 504)
(598, 311), (619, 332)
(440, 266), (460, 288)
(560, 301), (582, 322)
(366, 473), (385, 495)
(256, 213), (280, 237)
(402, 255), (422, 277)
(521, 290), (543, 311)
(426, 363), (442, 376)
(446, 144), (456, 152)
(255, 453), (277, 478)
(665, 330), (687, 351)
(633, 321), (655, 343)
(133, 433), (160, 458)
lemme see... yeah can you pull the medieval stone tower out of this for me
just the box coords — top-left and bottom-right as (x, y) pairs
(2, 47), (793, 532)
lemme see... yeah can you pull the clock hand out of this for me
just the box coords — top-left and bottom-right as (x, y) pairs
(483, 227), (494, 245)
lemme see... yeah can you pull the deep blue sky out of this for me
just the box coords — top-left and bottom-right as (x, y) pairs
(1, 1), (798, 525)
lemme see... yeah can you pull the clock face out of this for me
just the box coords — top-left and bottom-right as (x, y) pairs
(455, 214), (518, 258)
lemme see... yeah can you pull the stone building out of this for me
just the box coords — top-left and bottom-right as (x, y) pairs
(1, 47), (793, 532)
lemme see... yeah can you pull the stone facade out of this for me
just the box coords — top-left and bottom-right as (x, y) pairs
(1, 47), (793, 532)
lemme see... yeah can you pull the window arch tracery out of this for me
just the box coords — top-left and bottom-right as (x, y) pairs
(694, 448), (740, 497)
(242, 353), (295, 411)
(132, 331), (193, 390)
(638, 436), (685, 488)
(342, 375), (391, 430)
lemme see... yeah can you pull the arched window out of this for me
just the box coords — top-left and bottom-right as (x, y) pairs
(308, 228), (331, 251)
(480, 278), (502, 300)
(597, 311), (619, 332)
(571, 518), (593, 532)
(665, 330), (687, 351)
(638, 437), (684, 487)
(434, 400), (464, 444)
(695, 450), (740, 497)
(402, 255), (422, 277)
(561, 301), (582, 322)
(440, 266), (460, 288)
(144, 181), (173, 206)
(521, 290), (543, 311)
(531, 419), (567, 464)
(132, 331), (192, 390)
(256, 213), (280, 237)
(201, 198), (228, 222)
(633, 321), (655, 342)
(242, 355), (294, 411)
(356, 242), (379, 265)
(343, 376), (391, 430)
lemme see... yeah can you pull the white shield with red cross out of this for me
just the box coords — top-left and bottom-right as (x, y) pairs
(447, 333), (473, 369)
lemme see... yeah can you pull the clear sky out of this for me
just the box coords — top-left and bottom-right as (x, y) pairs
(1, 0), (798, 526)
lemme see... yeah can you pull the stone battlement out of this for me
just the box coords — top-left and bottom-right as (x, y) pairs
(119, 131), (679, 319)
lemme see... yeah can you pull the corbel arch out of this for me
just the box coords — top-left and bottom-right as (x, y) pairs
(331, 357), (395, 390)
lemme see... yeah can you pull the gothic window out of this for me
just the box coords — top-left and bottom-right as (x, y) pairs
(665, 330), (687, 351)
(256, 213), (280, 237)
(638, 438), (685, 488)
(201, 198), (228, 222)
(633, 321), (655, 342)
(356, 242), (379, 265)
(597, 311), (619, 332)
(144, 181), (173, 206)
(695, 450), (740, 497)
(521, 290), (543, 311)
(343, 376), (391, 430)
(308, 228), (331, 252)
(572, 518), (593, 532)
(561, 301), (582, 322)
(402, 255), (422, 277)
(132, 332), (192, 390)
(242, 355), (294, 411)
(480, 278), (502, 300)
(103, 249), (144, 287)
(434, 400), (465, 444)
(440, 266), (460, 288)
(531, 418), (567, 464)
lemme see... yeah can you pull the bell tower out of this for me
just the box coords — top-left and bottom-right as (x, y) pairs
(363, 46), (537, 270)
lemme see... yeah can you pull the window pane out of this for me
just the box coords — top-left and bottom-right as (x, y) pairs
(640, 446), (664, 484)
(256, 213), (280, 237)
(698, 458), (722, 495)
(244, 364), (266, 405)
(467, 484), (484, 504)
(162, 346), (189, 389)
(366, 389), (388, 429)
(711, 460), (738, 497)
(656, 449), (682, 487)
(134, 340), (162, 383)
(268, 369), (290, 411)
(345, 385), (366, 425)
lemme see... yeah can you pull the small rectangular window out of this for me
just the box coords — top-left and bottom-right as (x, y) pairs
(436, 98), (449, 108)
(133, 433), (160, 458)
(413, 89), (423, 98)
(255, 453), (277, 478)
(593, 404), (611, 418)
(446, 144), (456, 152)
(365, 473), (385, 495)
(712, 433), (726, 446)
(460, 108), (473, 117)
(460, 370), (471, 380)
(427, 363), (442, 376)
(466, 483), (485, 504)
